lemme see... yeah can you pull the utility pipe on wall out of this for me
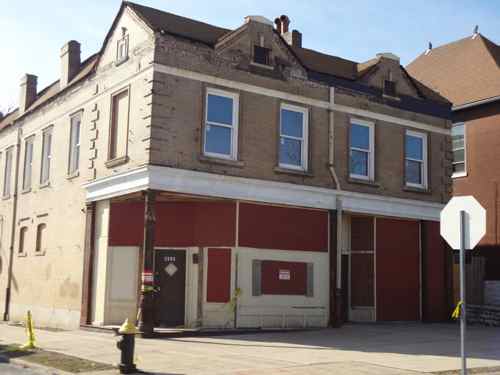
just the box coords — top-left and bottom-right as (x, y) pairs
(3, 127), (22, 321)
(328, 87), (341, 191)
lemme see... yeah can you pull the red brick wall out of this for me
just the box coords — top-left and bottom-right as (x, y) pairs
(238, 203), (328, 251)
(261, 261), (307, 295)
(206, 248), (231, 302)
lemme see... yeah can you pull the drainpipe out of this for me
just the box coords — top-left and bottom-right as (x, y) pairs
(3, 126), (22, 321)
(328, 87), (341, 191)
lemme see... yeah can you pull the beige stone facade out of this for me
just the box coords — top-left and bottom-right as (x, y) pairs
(0, 3), (451, 329)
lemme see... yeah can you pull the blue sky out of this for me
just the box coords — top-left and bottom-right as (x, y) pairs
(1, 0), (499, 113)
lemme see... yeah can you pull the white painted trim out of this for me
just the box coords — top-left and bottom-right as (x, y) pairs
(451, 122), (467, 179)
(279, 103), (309, 171)
(204, 88), (239, 160)
(83, 165), (444, 221)
(153, 63), (450, 135)
(405, 129), (428, 189)
(349, 118), (375, 181)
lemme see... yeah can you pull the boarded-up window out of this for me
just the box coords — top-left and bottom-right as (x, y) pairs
(261, 260), (312, 296)
(23, 136), (34, 191)
(3, 147), (13, 198)
(109, 90), (129, 160)
(68, 112), (81, 175)
(206, 248), (231, 303)
(40, 127), (53, 185)
(35, 223), (46, 253)
(19, 226), (27, 254)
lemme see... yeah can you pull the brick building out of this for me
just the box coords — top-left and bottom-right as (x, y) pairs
(408, 30), (500, 306)
(0, 2), (452, 331)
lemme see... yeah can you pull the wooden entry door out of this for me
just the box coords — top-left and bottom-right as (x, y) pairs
(349, 216), (375, 321)
(154, 249), (186, 327)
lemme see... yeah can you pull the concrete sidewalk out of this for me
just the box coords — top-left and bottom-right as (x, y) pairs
(1, 322), (499, 374)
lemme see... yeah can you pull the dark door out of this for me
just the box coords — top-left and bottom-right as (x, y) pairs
(154, 249), (186, 327)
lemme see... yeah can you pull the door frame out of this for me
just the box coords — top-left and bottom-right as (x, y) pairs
(154, 247), (191, 327)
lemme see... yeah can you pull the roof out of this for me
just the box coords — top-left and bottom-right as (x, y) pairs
(407, 33), (500, 107)
(0, 2), (448, 132)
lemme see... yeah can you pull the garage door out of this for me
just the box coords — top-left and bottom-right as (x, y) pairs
(376, 218), (420, 321)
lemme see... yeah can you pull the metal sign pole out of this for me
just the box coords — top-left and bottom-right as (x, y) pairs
(460, 210), (467, 375)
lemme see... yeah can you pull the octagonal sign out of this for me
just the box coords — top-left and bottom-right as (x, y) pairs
(440, 196), (486, 250)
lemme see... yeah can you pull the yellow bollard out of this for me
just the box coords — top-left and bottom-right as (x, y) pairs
(21, 310), (36, 350)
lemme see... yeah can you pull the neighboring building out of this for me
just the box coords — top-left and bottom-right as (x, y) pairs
(0, 2), (452, 331)
(408, 30), (500, 306)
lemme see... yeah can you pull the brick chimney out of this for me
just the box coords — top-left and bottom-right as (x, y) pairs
(60, 40), (81, 89)
(274, 15), (302, 48)
(19, 74), (38, 114)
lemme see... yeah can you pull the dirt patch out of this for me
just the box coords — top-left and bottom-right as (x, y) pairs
(0, 344), (115, 373)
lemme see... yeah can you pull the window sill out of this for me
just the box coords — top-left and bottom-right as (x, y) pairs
(67, 171), (80, 181)
(39, 182), (51, 190)
(115, 56), (129, 67)
(274, 166), (313, 177)
(199, 155), (245, 168)
(34, 251), (46, 256)
(348, 177), (380, 187)
(250, 61), (274, 70)
(18, 252), (27, 258)
(2, 195), (11, 201)
(452, 172), (467, 179)
(403, 185), (432, 194)
(382, 94), (401, 101)
(21, 188), (32, 195)
(105, 156), (129, 169)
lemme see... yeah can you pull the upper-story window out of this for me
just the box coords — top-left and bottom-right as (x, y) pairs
(452, 123), (466, 177)
(350, 119), (375, 180)
(253, 45), (271, 66)
(109, 89), (130, 161)
(3, 147), (13, 198)
(279, 104), (308, 170)
(18, 226), (27, 255)
(40, 127), (53, 186)
(23, 136), (34, 191)
(204, 88), (239, 160)
(116, 27), (129, 64)
(68, 111), (82, 175)
(383, 80), (396, 97)
(405, 130), (428, 188)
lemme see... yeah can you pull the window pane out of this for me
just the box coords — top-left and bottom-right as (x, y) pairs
(207, 94), (233, 125)
(23, 139), (33, 190)
(280, 137), (302, 166)
(406, 135), (423, 160)
(69, 115), (81, 174)
(406, 160), (422, 184)
(453, 162), (465, 174)
(453, 149), (464, 163)
(205, 124), (232, 155)
(452, 124), (464, 137)
(350, 124), (370, 150)
(452, 138), (464, 150)
(281, 109), (303, 138)
(350, 149), (368, 176)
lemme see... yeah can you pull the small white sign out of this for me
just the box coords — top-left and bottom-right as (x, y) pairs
(440, 195), (486, 250)
(279, 269), (291, 280)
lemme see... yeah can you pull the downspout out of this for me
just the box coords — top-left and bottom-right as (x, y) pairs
(3, 126), (22, 321)
(328, 87), (341, 191)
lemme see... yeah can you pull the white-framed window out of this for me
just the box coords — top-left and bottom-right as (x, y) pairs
(3, 147), (13, 198)
(35, 223), (47, 254)
(116, 32), (129, 64)
(349, 119), (375, 180)
(40, 127), (53, 186)
(23, 136), (34, 191)
(405, 130), (428, 188)
(109, 89), (129, 160)
(452, 122), (466, 177)
(279, 103), (309, 170)
(203, 88), (239, 160)
(68, 111), (82, 175)
(18, 226), (27, 254)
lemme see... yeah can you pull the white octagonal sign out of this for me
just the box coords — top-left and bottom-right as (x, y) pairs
(440, 196), (486, 250)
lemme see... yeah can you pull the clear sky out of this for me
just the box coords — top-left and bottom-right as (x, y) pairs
(1, 0), (499, 113)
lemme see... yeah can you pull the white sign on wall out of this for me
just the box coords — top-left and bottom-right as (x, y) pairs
(279, 269), (291, 280)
